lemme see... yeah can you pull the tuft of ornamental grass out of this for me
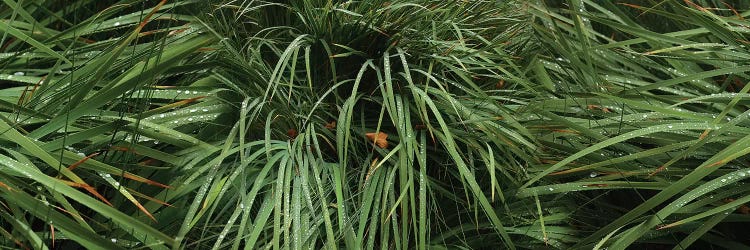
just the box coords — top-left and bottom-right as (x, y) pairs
(0, 0), (749, 249)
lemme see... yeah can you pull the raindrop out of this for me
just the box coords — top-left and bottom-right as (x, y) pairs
(114, 22), (120, 26)
(13, 72), (24, 76)
(548, 187), (554, 191)
(589, 172), (597, 178)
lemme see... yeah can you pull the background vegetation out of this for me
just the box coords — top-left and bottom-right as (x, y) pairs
(1, 0), (749, 249)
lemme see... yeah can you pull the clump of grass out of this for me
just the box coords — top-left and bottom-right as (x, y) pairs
(1, 0), (750, 249)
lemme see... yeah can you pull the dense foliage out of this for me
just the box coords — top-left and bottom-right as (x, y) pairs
(1, 0), (749, 249)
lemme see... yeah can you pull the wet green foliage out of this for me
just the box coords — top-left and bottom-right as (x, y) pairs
(0, 0), (749, 249)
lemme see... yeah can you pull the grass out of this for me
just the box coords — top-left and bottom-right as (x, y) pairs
(0, 0), (749, 249)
